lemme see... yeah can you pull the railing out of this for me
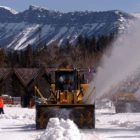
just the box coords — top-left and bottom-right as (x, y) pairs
(34, 86), (48, 104)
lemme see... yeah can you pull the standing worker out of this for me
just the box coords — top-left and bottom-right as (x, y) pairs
(0, 96), (4, 114)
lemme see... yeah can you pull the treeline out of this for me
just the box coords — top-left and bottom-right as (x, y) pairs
(0, 33), (116, 68)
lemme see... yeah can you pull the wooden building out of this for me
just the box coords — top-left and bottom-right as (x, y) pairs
(0, 68), (51, 107)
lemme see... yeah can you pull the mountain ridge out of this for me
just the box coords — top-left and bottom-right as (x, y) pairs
(0, 6), (134, 50)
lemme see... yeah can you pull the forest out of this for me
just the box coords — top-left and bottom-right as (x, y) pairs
(0, 33), (116, 69)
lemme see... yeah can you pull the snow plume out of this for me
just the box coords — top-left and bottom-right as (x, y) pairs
(37, 118), (81, 140)
(84, 19), (140, 103)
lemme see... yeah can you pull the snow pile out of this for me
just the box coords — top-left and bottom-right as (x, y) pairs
(110, 120), (132, 128)
(37, 118), (81, 140)
(118, 121), (132, 127)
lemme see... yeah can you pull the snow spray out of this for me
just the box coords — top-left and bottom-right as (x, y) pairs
(84, 19), (140, 104)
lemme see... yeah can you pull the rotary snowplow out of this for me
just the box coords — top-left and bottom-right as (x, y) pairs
(35, 68), (95, 129)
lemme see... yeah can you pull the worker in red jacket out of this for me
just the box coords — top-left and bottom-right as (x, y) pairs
(0, 96), (4, 114)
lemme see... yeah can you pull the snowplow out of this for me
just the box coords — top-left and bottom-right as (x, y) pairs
(35, 68), (95, 129)
(113, 92), (140, 113)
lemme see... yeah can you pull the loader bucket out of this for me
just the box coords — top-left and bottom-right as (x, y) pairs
(36, 104), (95, 129)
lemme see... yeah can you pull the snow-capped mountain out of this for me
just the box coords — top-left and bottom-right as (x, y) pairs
(0, 5), (134, 50)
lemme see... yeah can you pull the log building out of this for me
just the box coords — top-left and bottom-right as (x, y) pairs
(0, 68), (51, 107)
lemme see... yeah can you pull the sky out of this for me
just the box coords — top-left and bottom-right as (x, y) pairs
(0, 0), (140, 13)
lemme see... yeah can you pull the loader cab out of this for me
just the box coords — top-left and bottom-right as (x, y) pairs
(55, 69), (78, 91)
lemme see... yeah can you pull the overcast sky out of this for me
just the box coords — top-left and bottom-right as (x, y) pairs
(0, 0), (139, 13)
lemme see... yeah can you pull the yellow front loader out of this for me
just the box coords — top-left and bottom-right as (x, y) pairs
(35, 68), (95, 129)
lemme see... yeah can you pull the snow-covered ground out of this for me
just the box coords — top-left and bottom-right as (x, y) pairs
(0, 106), (39, 140)
(0, 105), (140, 140)
(96, 109), (140, 140)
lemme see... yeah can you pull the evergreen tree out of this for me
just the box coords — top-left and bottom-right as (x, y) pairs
(25, 44), (33, 67)
(0, 48), (7, 67)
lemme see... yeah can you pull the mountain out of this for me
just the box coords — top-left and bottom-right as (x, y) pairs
(0, 5), (134, 50)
